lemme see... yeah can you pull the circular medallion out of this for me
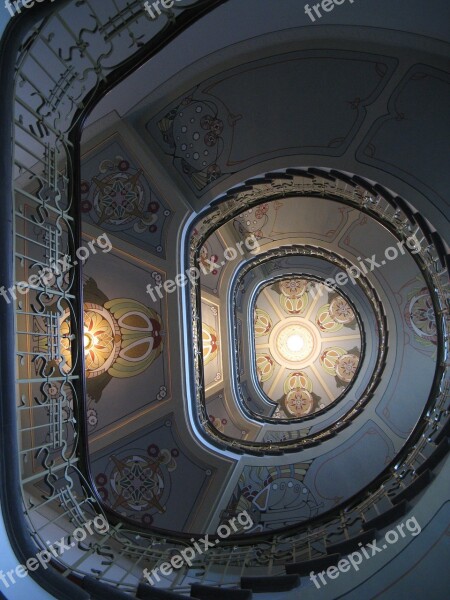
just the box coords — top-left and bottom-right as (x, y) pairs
(253, 276), (363, 418)
(329, 296), (355, 324)
(335, 353), (359, 382)
(285, 389), (314, 417)
(269, 318), (321, 369)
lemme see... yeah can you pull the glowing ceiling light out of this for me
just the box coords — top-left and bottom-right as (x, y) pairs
(286, 334), (305, 353)
(83, 326), (99, 354)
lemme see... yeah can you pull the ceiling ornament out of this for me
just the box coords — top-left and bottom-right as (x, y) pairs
(104, 448), (177, 515)
(60, 303), (121, 379)
(270, 319), (319, 368)
(254, 308), (273, 337)
(404, 285), (438, 347)
(81, 138), (172, 257)
(255, 354), (275, 383)
(252, 278), (362, 419)
(279, 278), (310, 315)
(59, 298), (164, 381)
(105, 298), (164, 378)
(202, 322), (219, 365)
(320, 346), (360, 386)
(156, 93), (241, 191)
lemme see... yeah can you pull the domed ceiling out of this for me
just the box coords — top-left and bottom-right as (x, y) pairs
(187, 172), (440, 533)
(74, 152), (442, 534)
(63, 10), (448, 537)
(252, 276), (362, 419)
(3, 1), (449, 598)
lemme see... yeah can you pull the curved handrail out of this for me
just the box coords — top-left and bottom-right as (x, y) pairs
(187, 171), (446, 456)
(0, 1), (448, 595)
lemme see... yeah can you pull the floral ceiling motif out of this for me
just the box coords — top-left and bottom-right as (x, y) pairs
(154, 89), (240, 192)
(81, 136), (172, 257)
(200, 299), (222, 389)
(59, 298), (163, 381)
(40, 276), (167, 439)
(404, 285), (438, 347)
(202, 322), (219, 366)
(103, 447), (177, 516)
(61, 303), (121, 379)
(221, 462), (318, 533)
(253, 277), (362, 419)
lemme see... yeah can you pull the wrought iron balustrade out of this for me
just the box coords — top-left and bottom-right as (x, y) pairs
(0, 1), (448, 597)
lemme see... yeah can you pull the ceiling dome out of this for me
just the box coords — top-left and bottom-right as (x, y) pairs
(187, 169), (442, 533)
(251, 276), (363, 419)
(1, 2), (449, 597)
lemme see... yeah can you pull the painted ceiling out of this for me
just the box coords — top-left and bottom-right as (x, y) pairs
(252, 277), (362, 419)
(4, 2), (448, 598)
(71, 13), (447, 535)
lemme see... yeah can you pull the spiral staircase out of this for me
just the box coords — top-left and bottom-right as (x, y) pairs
(0, 1), (449, 599)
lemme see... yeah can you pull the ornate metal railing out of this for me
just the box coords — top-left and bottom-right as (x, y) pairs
(0, 1), (448, 597)
(188, 171), (449, 455)
(229, 247), (380, 427)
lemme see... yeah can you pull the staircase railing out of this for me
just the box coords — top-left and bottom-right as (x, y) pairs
(0, 1), (448, 597)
